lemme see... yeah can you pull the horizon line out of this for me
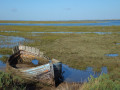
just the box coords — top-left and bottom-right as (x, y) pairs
(0, 19), (120, 22)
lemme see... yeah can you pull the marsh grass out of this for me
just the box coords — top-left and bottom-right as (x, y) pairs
(0, 25), (120, 89)
(0, 48), (12, 55)
(22, 33), (120, 82)
(0, 27), (120, 72)
(0, 56), (9, 63)
(81, 74), (120, 90)
(0, 25), (120, 32)
(0, 71), (27, 90)
(56, 74), (120, 90)
(55, 82), (82, 90)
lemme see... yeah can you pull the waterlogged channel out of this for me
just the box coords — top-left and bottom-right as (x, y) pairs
(0, 35), (27, 48)
(0, 61), (6, 71)
(1, 31), (120, 34)
(0, 20), (120, 26)
(31, 32), (119, 34)
(0, 55), (9, 71)
(1, 30), (120, 35)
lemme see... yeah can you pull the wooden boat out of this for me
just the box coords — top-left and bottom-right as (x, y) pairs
(6, 45), (62, 85)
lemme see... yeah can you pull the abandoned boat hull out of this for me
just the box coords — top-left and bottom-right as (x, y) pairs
(6, 45), (62, 85)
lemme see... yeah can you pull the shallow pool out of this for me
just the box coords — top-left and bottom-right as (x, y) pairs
(62, 64), (107, 83)
(0, 55), (7, 71)
(105, 54), (119, 57)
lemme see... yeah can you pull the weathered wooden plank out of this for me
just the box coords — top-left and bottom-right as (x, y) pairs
(22, 63), (50, 72)
(21, 63), (51, 77)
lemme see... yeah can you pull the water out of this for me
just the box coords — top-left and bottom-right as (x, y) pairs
(0, 35), (26, 48)
(0, 55), (7, 71)
(116, 43), (120, 45)
(31, 32), (116, 34)
(62, 64), (107, 83)
(1, 31), (119, 35)
(0, 31), (19, 33)
(1, 30), (119, 35)
(0, 55), (9, 58)
(0, 60), (6, 71)
(0, 61), (6, 67)
(0, 20), (120, 26)
(105, 54), (119, 57)
(32, 59), (39, 65)
(0, 54), (108, 82)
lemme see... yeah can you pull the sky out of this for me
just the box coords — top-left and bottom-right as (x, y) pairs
(0, 0), (120, 21)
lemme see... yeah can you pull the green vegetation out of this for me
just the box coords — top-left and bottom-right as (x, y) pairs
(0, 56), (8, 63)
(0, 25), (120, 89)
(0, 71), (26, 90)
(0, 25), (120, 32)
(0, 48), (12, 55)
(57, 74), (120, 90)
(0, 71), (53, 90)
(81, 74), (120, 90)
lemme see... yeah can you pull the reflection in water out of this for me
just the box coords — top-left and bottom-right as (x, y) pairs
(105, 54), (119, 57)
(62, 64), (107, 83)
(32, 59), (39, 65)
